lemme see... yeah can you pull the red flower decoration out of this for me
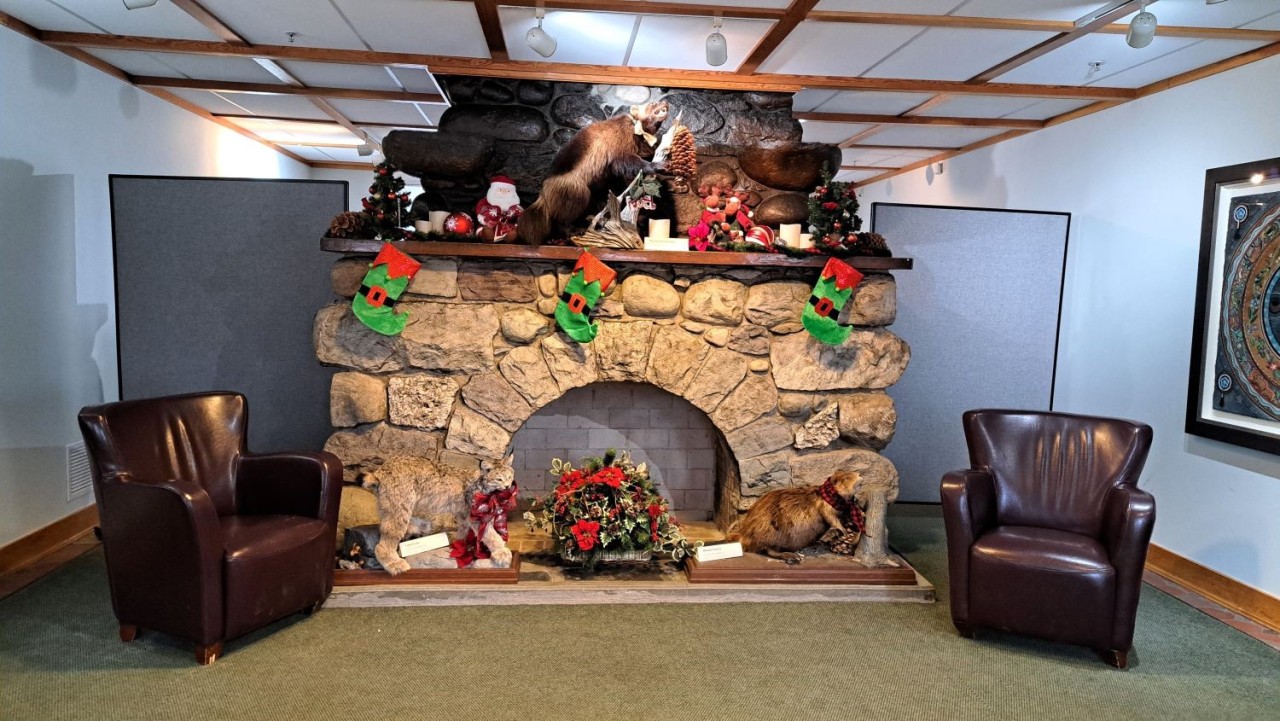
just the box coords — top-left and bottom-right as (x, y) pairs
(571, 520), (601, 551)
(823, 201), (839, 211)
(592, 467), (626, 489)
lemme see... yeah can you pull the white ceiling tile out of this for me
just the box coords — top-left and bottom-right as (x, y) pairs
(1153, 0), (1280, 29)
(82, 49), (182, 77)
(625, 0), (789, 7)
(0, 0), (98, 32)
(864, 27), (1056, 81)
(812, 90), (938, 115)
(841, 148), (901, 166)
(162, 89), (251, 115)
(801, 121), (875, 143)
(814, 0), (964, 12)
(197, 0), (368, 49)
(277, 61), (404, 91)
(228, 118), (361, 145)
(890, 147), (948, 159)
(332, 0), (489, 57)
(792, 89), (838, 112)
(362, 126), (437, 143)
(1090, 38), (1270, 87)
(1243, 12), (1280, 31)
(500, 8), (638, 65)
(387, 67), (445, 95)
(43, 0), (220, 40)
(917, 95), (1043, 118)
(757, 21), (924, 75)
(145, 54), (279, 83)
(997, 98), (1095, 120)
(995, 32), (1200, 85)
(210, 93), (332, 120)
(279, 144), (340, 162)
(628, 16), (774, 71)
(960, 1), (1112, 22)
(865, 125), (1006, 147)
(315, 145), (370, 162)
(327, 99), (438, 126)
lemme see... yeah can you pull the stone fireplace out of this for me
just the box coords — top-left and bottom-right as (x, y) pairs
(317, 250), (909, 565)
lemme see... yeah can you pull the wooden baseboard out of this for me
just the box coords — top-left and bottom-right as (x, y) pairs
(0, 505), (99, 575)
(1146, 543), (1280, 633)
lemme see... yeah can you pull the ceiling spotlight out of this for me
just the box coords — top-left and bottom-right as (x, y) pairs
(706, 17), (728, 67)
(1126, 2), (1157, 49)
(357, 143), (374, 157)
(1251, 173), (1266, 184)
(122, 0), (159, 8)
(526, 9), (557, 58)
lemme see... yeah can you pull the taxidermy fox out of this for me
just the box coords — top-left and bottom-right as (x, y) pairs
(730, 470), (864, 564)
(517, 100), (670, 244)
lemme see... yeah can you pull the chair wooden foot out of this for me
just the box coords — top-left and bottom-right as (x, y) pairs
(1100, 648), (1129, 669)
(953, 622), (975, 639)
(118, 624), (139, 642)
(195, 642), (223, 666)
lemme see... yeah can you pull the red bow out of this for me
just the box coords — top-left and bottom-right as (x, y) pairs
(449, 483), (519, 568)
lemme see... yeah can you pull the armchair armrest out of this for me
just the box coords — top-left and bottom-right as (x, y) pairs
(1102, 484), (1156, 651)
(97, 472), (224, 643)
(234, 451), (344, 525)
(940, 468), (997, 623)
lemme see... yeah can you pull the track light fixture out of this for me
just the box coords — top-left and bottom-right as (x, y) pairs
(706, 17), (727, 67)
(122, 0), (160, 8)
(526, 8), (557, 59)
(1126, 1), (1157, 49)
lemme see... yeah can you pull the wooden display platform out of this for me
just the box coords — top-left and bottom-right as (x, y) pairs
(685, 552), (919, 585)
(333, 553), (521, 586)
(321, 238), (913, 271)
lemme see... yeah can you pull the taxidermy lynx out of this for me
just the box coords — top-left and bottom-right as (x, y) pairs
(360, 454), (516, 575)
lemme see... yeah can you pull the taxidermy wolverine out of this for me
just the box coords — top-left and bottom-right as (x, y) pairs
(730, 470), (866, 564)
(518, 100), (670, 244)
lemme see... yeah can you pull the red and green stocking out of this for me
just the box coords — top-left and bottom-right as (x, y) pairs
(803, 257), (864, 345)
(555, 252), (617, 343)
(352, 243), (421, 336)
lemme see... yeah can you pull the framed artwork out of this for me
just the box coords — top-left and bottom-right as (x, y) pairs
(1187, 156), (1280, 453)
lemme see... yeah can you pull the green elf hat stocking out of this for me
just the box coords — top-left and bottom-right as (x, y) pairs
(555, 252), (617, 343)
(352, 243), (421, 336)
(803, 257), (864, 345)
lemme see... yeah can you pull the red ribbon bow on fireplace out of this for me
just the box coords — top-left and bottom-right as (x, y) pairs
(449, 483), (519, 568)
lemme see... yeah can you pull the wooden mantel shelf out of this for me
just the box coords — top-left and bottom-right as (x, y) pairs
(321, 238), (913, 270)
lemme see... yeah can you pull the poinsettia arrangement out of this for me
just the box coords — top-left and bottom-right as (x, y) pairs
(524, 449), (696, 570)
(687, 185), (776, 252)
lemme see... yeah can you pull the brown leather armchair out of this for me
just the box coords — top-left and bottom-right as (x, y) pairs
(78, 392), (343, 665)
(941, 409), (1155, 668)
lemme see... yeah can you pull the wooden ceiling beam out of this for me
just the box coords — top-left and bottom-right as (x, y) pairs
(474, 0), (509, 61)
(796, 111), (1042, 129)
(498, 0), (784, 20)
(312, 161), (378, 171)
(131, 76), (446, 103)
(841, 165), (899, 171)
(46, 33), (1138, 98)
(737, 0), (820, 75)
(213, 113), (436, 130)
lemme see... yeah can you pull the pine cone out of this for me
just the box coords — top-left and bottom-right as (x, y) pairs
(669, 124), (697, 182)
(328, 211), (365, 238)
(855, 232), (892, 257)
(824, 530), (862, 555)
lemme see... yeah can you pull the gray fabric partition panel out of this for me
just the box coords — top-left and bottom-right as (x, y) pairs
(871, 203), (1068, 502)
(110, 176), (346, 453)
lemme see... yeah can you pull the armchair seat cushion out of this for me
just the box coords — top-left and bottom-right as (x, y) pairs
(221, 515), (333, 639)
(969, 526), (1115, 647)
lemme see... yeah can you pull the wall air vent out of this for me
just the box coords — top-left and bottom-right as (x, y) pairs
(67, 441), (92, 501)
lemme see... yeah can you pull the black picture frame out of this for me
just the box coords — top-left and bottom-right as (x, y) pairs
(1186, 156), (1280, 454)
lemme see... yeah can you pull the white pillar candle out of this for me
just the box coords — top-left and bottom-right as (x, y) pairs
(779, 224), (802, 246)
(648, 218), (671, 241)
(428, 210), (449, 234)
(799, 233), (814, 250)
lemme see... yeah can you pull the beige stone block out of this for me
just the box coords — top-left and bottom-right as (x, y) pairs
(329, 372), (387, 427)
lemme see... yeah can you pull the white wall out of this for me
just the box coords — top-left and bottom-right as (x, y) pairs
(0, 30), (308, 547)
(859, 56), (1280, 598)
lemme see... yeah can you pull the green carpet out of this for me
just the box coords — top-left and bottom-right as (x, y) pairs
(2, 507), (1276, 721)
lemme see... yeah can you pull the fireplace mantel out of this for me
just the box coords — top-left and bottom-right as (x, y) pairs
(321, 238), (913, 271)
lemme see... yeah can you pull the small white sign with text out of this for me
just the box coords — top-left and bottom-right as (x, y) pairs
(399, 533), (450, 558)
(695, 542), (743, 563)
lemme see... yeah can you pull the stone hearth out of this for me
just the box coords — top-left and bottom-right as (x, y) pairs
(318, 253), (909, 566)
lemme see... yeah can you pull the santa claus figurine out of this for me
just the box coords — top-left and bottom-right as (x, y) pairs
(475, 175), (524, 243)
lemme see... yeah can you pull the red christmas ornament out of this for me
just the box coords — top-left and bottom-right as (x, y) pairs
(443, 212), (475, 235)
(378, 168), (388, 176)
(744, 225), (775, 249)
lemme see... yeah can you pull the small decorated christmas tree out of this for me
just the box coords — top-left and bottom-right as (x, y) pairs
(807, 167), (862, 240)
(361, 161), (411, 241)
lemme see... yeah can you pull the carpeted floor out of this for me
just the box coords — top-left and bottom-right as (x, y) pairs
(1, 507), (1277, 721)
